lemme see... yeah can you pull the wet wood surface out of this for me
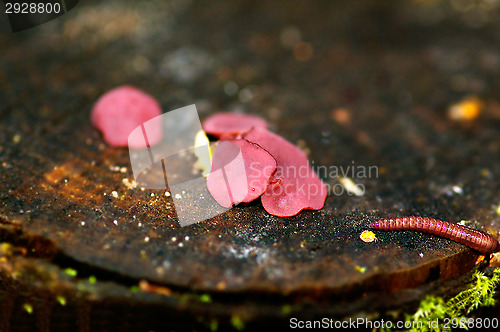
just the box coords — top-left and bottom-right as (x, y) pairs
(1, 0), (500, 330)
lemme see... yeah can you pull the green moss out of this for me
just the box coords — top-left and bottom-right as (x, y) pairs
(230, 315), (245, 331)
(210, 319), (218, 332)
(179, 293), (213, 304)
(196, 316), (219, 332)
(56, 296), (66, 306)
(64, 268), (78, 277)
(383, 269), (500, 332)
(199, 294), (212, 303)
(282, 304), (292, 314)
(23, 303), (33, 314)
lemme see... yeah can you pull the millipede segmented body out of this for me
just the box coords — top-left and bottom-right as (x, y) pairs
(369, 216), (500, 254)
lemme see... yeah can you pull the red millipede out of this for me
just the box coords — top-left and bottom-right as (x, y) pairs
(369, 216), (500, 254)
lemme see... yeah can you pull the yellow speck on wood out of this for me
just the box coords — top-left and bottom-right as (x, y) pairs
(448, 96), (482, 121)
(12, 134), (21, 144)
(360, 230), (377, 243)
(355, 265), (367, 273)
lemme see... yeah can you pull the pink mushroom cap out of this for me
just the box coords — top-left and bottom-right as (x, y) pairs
(202, 112), (268, 139)
(243, 127), (327, 217)
(207, 139), (277, 208)
(91, 85), (162, 148)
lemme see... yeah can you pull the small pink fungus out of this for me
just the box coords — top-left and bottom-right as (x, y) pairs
(202, 112), (268, 139)
(207, 139), (276, 207)
(243, 128), (327, 217)
(91, 85), (162, 148)
(203, 112), (327, 217)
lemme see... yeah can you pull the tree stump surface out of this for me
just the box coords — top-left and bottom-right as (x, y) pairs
(1, 0), (500, 330)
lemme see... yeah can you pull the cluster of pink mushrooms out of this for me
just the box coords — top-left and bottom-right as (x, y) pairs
(203, 113), (327, 217)
(91, 86), (327, 217)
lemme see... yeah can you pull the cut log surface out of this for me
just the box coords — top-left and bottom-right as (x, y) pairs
(1, 0), (500, 330)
